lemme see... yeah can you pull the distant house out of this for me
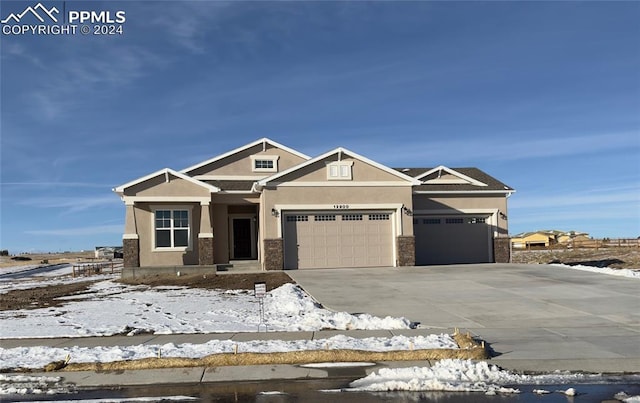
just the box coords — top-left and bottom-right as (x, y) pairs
(512, 230), (590, 249)
(557, 231), (591, 244)
(95, 246), (123, 259)
(113, 138), (514, 271)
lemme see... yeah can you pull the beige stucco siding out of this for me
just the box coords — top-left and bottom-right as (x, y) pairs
(134, 202), (201, 266)
(124, 174), (211, 198)
(412, 194), (508, 234)
(261, 186), (414, 239)
(188, 144), (307, 177)
(275, 156), (407, 183)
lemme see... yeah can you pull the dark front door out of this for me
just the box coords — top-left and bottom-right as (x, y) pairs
(232, 218), (252, 259)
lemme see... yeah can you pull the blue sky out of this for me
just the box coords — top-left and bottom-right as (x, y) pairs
(1, 1), (639, 253)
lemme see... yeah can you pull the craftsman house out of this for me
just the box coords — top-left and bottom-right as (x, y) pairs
(113, 138), (514, 271)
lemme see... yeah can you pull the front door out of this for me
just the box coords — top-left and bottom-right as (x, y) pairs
(232, 218), (253, 259)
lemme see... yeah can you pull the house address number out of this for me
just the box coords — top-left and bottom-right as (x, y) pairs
(333, 204), (350, 209)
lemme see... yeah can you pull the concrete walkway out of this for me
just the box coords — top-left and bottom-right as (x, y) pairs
(288, 263), (640, 373)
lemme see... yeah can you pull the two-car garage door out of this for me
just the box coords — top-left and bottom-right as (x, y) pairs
(283, 212), (394, 269)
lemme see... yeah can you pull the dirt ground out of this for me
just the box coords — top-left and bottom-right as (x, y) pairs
(0, 251), (96, 268)
(511, 247), (640, 270)
(0, 272), (293, 312)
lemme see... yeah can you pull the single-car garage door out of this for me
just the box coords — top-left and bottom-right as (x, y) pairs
(284, 212), (394, 269)
(414, 215), (492, 265)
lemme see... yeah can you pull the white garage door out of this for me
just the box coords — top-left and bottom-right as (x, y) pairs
(414, 215), (492, 265)
(284, 212), (394, 269)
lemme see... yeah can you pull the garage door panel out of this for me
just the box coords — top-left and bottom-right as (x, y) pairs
(284, 212), (393, 269)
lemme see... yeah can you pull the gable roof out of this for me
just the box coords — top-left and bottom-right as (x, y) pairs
(113, 168), (220, 195)
(396, 167), (514, 193)
(257, 147), (422, 187)
(180, 138), (311, 175)
(414, 165), (488, 186)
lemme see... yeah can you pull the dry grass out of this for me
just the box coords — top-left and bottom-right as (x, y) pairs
(37, 331), (488, 373)
(0, 251), (96, 269)
(512, 247), (640, 270)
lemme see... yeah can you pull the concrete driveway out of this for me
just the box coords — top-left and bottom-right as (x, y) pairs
(288, 263), (640, 373)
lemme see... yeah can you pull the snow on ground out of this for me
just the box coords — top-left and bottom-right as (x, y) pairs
(550, 263), (640, 278)
(0, 334), (457, 370)
(0, 281), (411, 338)
(346, 359), (640, 395)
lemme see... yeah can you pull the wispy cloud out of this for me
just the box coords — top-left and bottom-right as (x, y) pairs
(24, 224), (123, 237)
(510, 189), (640, 209)
(1, 182), (111, 188)
(19, 195), (119, 213)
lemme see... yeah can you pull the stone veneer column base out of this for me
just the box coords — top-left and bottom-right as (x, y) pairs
(264, 238), (284, 271)
(123, 238), (140, 268)
(493, 237), (511, 263)
(198, 237), (214, 266)
(396, 236), (416, 266)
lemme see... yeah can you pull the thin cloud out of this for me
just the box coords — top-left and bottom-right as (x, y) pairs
(24, 224), (123, 237)
(510, 190), (640, 209)
(19, 195), (119, 213)
(1, 182), (111, 188)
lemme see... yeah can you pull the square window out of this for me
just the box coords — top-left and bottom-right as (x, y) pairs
(154, 208), (190, 249)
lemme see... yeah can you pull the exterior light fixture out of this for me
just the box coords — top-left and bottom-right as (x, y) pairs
(271, 208), (279, 217)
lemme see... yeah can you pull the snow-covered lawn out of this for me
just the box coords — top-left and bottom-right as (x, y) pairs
(0, 280), (411, 338)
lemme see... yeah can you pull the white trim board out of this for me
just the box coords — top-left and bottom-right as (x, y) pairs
(181, 138), (311, 174)
(257, 147), (421, 187)
(113, 168), (220, 194)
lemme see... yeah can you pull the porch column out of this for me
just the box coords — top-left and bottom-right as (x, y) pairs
(198, 201), (214, 265)
(123, 202), (139, 268)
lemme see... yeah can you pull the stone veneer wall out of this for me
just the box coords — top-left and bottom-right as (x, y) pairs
(264, 238), (284, 271)
(493, 237), (511, 263)
(198, 237), (214, 266)
(123, 238), (140, 268)
(396, 235), (416, 266)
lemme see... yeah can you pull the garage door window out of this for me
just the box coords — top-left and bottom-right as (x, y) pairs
(424, 218), (441, 224)
(445, 218), (464, 224)
(314, 215), (336, 221)
(369, 213), (390, 220)
(286, 215), (308, 222)
(342, 214), (363, 221)
(468, 217), (486, 224)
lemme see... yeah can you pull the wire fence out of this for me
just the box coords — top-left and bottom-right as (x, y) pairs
(72, 259), (123, 277)
(516, 238), (639, 251)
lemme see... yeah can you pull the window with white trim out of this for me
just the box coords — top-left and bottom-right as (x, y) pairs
(251, 155), (279, 172)
(327, 161), (353, 180)
(154, 209), (190, 248)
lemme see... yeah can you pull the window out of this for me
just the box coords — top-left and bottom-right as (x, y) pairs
(327, 161), (353, 180)
(423, 218), (441, 224)
(468, 217), (486, 224)
(315, 215), (336, 221)
(369, 213), (390, 221)
(445, 218), (464, 224)
(286, 215), (309, 222)
(155, 209), (190, 248)
(251, 155), (279, 172)
(342, 214), (363, 221)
